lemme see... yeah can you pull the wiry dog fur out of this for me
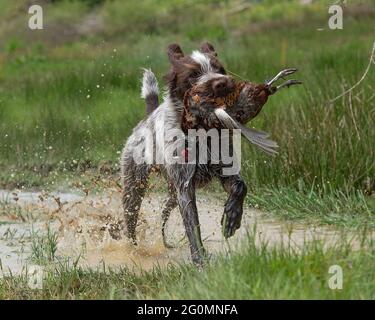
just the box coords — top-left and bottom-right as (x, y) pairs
(121, 43), (247, 265)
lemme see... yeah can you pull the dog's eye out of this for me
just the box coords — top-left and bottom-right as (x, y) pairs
(219, 67), (226, 75)
(188, 72), (200, 84)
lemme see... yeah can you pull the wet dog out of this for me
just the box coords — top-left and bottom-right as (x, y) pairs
(121, 43), (231, 265)
(121, 42), (301, 265)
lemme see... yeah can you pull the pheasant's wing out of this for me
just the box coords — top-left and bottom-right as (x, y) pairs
(214, 109), (279, 156)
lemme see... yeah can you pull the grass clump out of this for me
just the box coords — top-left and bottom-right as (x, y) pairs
(29, 226), (59, 265)
(250, 187), (375, 229)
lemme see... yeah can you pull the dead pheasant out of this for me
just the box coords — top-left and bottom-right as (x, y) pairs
(182, 68), (302, 155)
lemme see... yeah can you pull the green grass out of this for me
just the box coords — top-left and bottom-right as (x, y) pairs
(1, 230), (374, 299)
(251, 187), (375, 229)
(29, 225), (59, 265)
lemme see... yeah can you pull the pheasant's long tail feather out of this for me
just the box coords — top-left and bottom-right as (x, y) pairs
(237, 123), (279, 156)
(214, 109), (279, 156)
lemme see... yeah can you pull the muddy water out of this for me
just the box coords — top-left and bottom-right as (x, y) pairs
(0, 189), (367, 276)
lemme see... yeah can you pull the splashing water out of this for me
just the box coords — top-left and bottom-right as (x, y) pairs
(1, 188), (371, 276)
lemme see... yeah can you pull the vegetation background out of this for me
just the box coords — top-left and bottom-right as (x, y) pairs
(0, 0), (374, 299)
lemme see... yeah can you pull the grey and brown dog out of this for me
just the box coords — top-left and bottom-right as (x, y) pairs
(121, 43), (301, 265)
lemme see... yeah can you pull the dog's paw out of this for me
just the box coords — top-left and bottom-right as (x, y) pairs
(221, 200), (243, 239)
(192, 249), (209, 268)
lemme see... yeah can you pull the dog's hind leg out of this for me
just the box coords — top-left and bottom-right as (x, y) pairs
(121, 157), (150, 244)
(161, 180), (178, 248)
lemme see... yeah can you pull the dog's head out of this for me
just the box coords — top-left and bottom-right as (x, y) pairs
(164, 42), (232, 102)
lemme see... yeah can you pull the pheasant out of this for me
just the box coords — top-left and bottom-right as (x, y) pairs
(182, 68), (302, 155)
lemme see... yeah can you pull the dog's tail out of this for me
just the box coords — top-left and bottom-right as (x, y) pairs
(141, 68), (159, 115)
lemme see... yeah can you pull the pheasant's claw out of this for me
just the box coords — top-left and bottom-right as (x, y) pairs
(276, 79), (302, 90)
(266, 68), (299, 86)
(282, 68), (298, 76)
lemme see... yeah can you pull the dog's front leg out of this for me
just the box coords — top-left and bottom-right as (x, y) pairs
(219, 174), (247, 239)
(177, 180), (206, 265)
(170, 164), (206, 266)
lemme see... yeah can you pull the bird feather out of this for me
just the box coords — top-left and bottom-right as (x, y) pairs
(214, 109), (279, 156)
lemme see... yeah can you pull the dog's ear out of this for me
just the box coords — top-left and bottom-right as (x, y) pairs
(200, 42), (217, 56)
(167, 43), (184, 63)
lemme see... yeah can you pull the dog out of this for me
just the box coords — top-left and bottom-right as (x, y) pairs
(121, 42), (244, 265)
